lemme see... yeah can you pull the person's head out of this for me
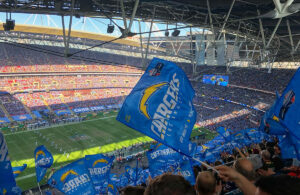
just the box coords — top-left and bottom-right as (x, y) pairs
(195, 171), (221, 195)
(234, 158), (256, 182)
(273, 145), (281, 155)
(260, 150), (271, 162)
(144, 173), (194, 195)
(120, 186), (145, 195)
(255, 175), (300, 195)
(214, 161), (222, 166)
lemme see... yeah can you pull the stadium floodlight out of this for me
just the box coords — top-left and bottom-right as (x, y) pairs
(165, 31), (169, 37)
(107, 24), (115, 34)
(172, 29), (180, 37)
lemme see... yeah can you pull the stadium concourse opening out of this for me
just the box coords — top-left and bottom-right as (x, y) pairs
(0, 0), (299, 194)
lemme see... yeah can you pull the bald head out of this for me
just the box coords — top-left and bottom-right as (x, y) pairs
(234, 158), (256, 181)
(195, 171), (217, 195)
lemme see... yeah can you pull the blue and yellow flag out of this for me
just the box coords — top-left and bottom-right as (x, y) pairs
(48, 158), (95, 195)
(217, 127), (232, 142)
(260, 68), (300, 159)
(84, 154), (114, 194)
(117, 58), (197, 155)
(34, 145), (53, 182)
(147, 143), (195, 184)
(0, 131), (21, 194)
(107, 179), (119, 195)
(12, 164), (27, 178)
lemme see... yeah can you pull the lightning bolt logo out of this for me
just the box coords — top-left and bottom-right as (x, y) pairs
(60, 170), (78, 182)
(139, 82), (168, 119)
(35, 150), (45, 160)
(92, 159), (108, 167)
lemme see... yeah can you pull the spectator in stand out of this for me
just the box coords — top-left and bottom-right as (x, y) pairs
(144, 173), (195, 195)
(195, 171), (222, 195)
(255, 175), (300, 195)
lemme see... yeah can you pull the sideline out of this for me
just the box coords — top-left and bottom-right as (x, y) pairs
(4, 115), (117, 136)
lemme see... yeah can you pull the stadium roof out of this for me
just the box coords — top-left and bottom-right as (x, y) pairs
(0, 22), (163, 51)
(0, 0), (300, 61)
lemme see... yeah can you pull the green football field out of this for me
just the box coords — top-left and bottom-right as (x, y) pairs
(3, 111), (216, 191)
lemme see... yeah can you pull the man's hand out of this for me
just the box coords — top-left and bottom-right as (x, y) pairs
(216, 166), (241, 182)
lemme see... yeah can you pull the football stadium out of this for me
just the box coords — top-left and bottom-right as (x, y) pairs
(0, 0), (300, 195)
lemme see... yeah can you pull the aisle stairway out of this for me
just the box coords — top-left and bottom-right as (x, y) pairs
(0, 102), (13, 122)
(58, 95), (77, 116)
(40, 96), (57, 116)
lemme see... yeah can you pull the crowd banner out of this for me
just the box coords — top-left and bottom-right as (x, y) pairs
(0, 117), (10, 124)
(32, 111), (42, 119)
(54, 109), (72, 116)
(0, 131), (21, 194)
(117, 58), (197, 155)
(12, 114), (32, 121)
(73, 107), (91, 113)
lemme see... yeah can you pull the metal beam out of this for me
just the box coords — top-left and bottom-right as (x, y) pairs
(217, 0), (236, 40)
(143, 7), (156, 69)
(128, 0), (140, 34)
(120, 0), (128, 31)
(286, 19), (294, 52)
(266, 18), (282, 48)
(257, 10), (266, 48)
(138, 19), (144, 60)
(206, 0), (215, 41)
(295, 39), (300, 52)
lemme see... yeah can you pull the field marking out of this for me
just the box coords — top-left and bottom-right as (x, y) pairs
(4, 115), (117, 136)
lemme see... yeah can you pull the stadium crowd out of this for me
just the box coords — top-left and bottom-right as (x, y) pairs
(115, 139), (300, 195)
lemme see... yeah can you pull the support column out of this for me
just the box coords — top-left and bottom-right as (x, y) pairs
(217, 0), (236, 40)
(143, 8), (156, 69)
(61, 0), (75, 57)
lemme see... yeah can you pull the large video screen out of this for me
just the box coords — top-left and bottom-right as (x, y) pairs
(202, 75), (229, 86)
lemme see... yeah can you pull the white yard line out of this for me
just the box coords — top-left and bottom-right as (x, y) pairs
(4, 115), (117, 136)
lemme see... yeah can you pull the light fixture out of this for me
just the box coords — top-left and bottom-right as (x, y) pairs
(107, 21), (115, 34)
(172, 29), (180, 37)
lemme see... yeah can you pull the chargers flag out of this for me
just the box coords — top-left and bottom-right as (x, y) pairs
(48, 158), (96, 195)
(107, 179), (119, 195)
(147, 143), (195, 184)
(84, 154), (114, 194)
(0, 131), (21, 195)
(117, 58), (197, 155)
(34, 145), (54, 182)
(12, 164), (27, 178)
(259, 68), (300, 159)
(217, 127), (232, 142)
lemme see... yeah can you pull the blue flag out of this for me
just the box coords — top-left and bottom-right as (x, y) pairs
(117, 58), (197, 155)
(85, 154), (114, 193)
(147, 143), (195, 184)
(107, 179), (119, 195)
(34, 145), (54, 182)
(279, 135), (297, 159)
(12, 164), (27, 178)
(217, 127), (232, 142)
(125, 165), (141, 185)
(0, 131), (21, 195)
(48, 159), (95, 195)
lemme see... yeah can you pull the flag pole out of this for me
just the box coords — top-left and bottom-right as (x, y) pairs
(37, 182), (42, 194)
(134, 158), (139, 186)
(191, 157), (219, 173)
